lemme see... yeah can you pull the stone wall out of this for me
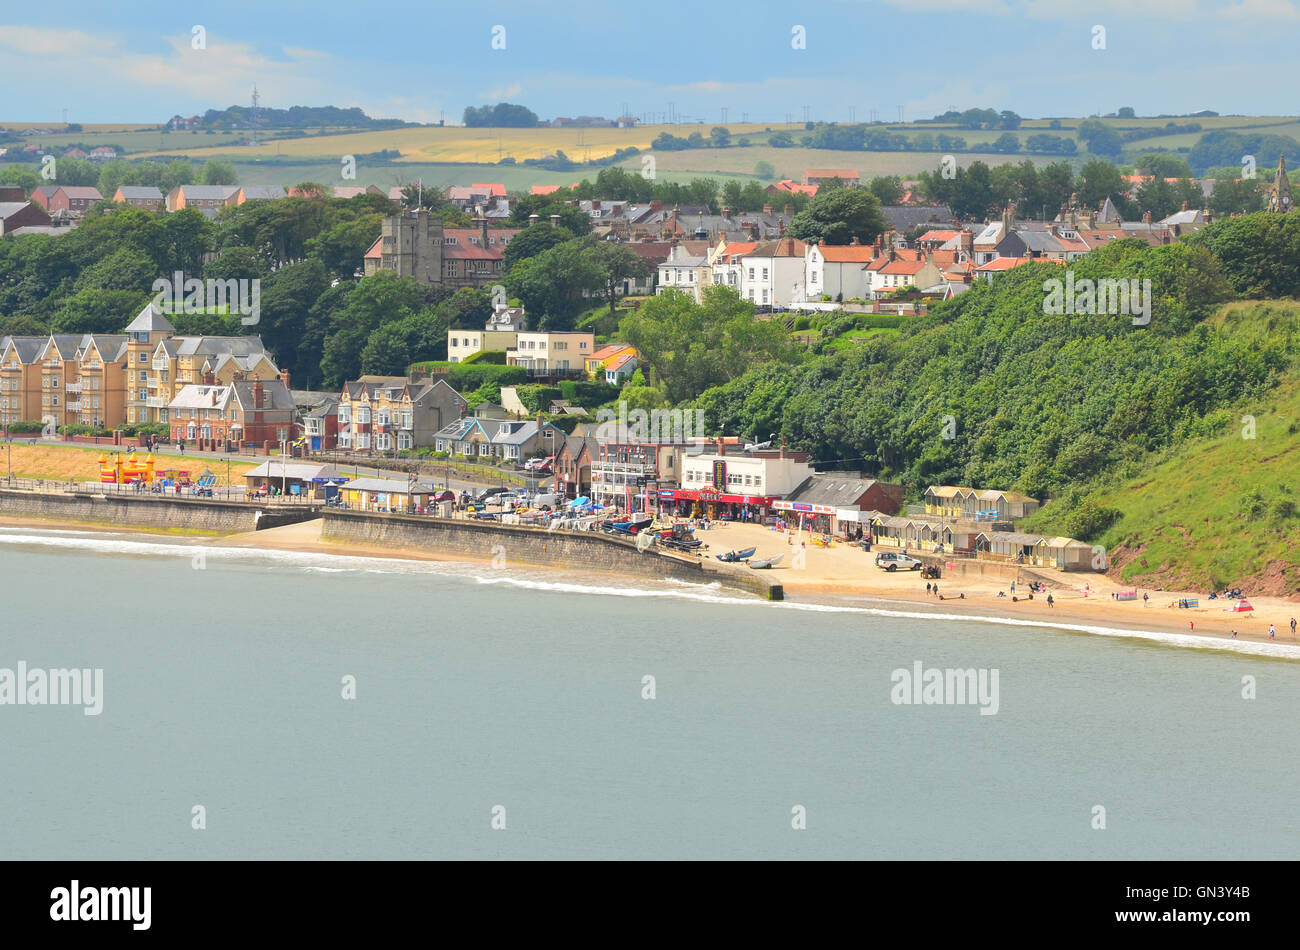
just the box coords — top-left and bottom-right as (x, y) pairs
(321, 510), (783, 600)
(0, 489), (319, 534)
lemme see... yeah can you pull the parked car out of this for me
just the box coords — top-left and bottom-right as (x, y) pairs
(474, 487), (510, 504)
(430, 490), (456, 504)
(494, 490), (527, 508)
(875, 552), (922, 572)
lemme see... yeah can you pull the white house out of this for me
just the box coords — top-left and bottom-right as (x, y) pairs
(805, 241), (878, 302)
(657, 244), (708, 301)
(738, 237), (806, 309)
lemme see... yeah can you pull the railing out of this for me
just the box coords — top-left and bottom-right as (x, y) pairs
(65, 382), (82, 394)
(66, 401), (81, 412)
(146, 396), (167, 408)
(152, 358), (169, 370)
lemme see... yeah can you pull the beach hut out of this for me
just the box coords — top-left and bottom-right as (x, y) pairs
(976, 531), (1042, 563)
(1036, 536), (1096, 571)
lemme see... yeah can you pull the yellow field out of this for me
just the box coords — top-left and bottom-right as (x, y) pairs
(3, 444), (256, 485)
(130, 122), (799, 163)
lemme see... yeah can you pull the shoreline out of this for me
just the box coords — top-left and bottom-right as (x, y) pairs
(3, 513), (1299, 656)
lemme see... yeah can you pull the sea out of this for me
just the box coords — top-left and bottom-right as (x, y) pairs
(1, 523), (1297, 860)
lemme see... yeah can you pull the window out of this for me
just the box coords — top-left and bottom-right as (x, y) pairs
(762, 268), (769, 280)
(139, 353), (147, 362)
(138, 371), (147, 381)
(748, 268), (755, 279)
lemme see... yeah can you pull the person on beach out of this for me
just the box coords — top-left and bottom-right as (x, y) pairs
(1291, 617), (1297, 637)
(1143, 592), (1149, 606)
(1010, 581), (1015, 595)
(926, 582), (932, 595)
(1189, 621), (1195, 632)
(932, 584), (939, 598)
(1046, 593), (1054, 608)
(1230, 629), (1238, 638)
(1269, 624), (1276, 639)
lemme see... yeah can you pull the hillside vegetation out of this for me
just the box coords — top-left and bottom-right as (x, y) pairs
(689, 212), (1300, 595)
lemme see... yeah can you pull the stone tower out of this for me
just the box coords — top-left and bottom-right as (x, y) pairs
(380, 210), (444, 286)
(1268, 155), (1293, 213)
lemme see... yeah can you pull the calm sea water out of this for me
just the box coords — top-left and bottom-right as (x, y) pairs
(1, 524), (1297, 860)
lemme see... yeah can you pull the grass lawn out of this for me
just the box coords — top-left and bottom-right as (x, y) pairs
(2, 444), (256, 485)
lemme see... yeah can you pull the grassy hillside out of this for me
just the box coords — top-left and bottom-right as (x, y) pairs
(1022, 301), (1300, 596)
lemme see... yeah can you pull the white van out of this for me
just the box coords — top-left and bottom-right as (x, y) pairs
(530, 492), (560, 510)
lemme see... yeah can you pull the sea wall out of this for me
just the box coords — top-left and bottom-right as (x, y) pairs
(321, 510), (784, 600)
(0, 489), (319, 534)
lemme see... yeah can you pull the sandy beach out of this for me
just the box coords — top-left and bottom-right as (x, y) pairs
(4, 512), (1298, 651)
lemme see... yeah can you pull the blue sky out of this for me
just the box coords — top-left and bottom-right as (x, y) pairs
(2, 0), (1297, 124)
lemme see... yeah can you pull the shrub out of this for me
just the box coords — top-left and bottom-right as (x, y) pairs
(462, 349), (506, 365)
(1065, 498), (1121, 541)
(5, 420), (45, 434)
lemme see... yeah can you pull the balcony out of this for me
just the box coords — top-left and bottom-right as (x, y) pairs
(66, 401), (81, 412)
(65, 382), (81, 394)
(152, 358), (169, 370)
(146, 395), (167, 408)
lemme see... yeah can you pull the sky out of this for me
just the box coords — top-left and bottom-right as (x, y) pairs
(1, 0), (1297, 125)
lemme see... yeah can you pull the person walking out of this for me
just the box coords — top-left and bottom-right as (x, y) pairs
(1269, 624), (1276, 639)
(1010, 580), (1016, 596)
(926, 582), (932, 595)
(1046, 593), (1054, 608)
(1290, 617), (1296, 637)
(1142, 592), (1149, 607)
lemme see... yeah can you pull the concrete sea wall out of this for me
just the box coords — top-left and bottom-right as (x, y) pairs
(0, 489), (318, 534)
(321, 510), (784, 600)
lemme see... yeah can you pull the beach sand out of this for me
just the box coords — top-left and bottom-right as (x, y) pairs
(4, 513), (1298, 651)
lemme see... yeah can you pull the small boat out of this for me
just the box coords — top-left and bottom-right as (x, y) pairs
(748, 553), (784, 570)
(716, 547), (757, 563)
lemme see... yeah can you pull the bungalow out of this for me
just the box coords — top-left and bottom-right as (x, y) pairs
(585, 343), (639, 382)
(242, 460), (341, 499)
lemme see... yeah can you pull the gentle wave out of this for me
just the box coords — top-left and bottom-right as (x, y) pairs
(2, 527), (1297, 658)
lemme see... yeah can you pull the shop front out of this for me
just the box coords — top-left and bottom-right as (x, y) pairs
(659, 488), (778, 521)
(772, 500), (839, 534)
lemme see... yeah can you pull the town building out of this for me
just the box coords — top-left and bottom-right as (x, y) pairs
(362, 209), (518, 290)
(167, 378), (296, 448)
(164, 184), (238, 217)
(773, 473), (905, 535)
(664, 441), (814, 520)
(506, 331), (594, 377)
(432, 416), (564, 463)
(0, 200), (52, 235)
(112, 186), (165, 210)
(336, 375), (467, 454)
(29, 185), (102, 215)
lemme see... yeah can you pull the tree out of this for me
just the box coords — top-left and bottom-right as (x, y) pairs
(505, 238), (604, 330)
(1077, 159), (1129, 214)
(1136, 153), (1193, 179)
(617, 286), (795, 403)
(501, 222), (574, 276)
(1117, 107), (1136, 119)
(709, 126), (732, 148)
(769, 131), (795, 148)
(1208, 178), (1263, 216)
(462, 103), (539, 127)
(51, 288), (151, 334)
(160, 159), (196, 193)
(789, 188), (887, 246)
(506, 195), (591, 235)
(991, 132), (1021, 153)
(319, 270), (426, 386)
(588, 242), (651, 313)
(1078, 119), (1124, 158)
(754, 161), (776, 180)
(869, 176), (905, 205)
(199, 160), (238, 186)
(202, 245), (269, 282)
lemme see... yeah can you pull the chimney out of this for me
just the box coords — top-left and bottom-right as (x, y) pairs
(254, 380), (264, 409)
(1181, 200), (1189, 212)
(480, 215), (489, 248)
(721, 206), (732, 220)
(715, 438), (726, 457)
(528, 213), (539, 226)
(959, 230), (972, 252)
(1142, 211), (1152, 224)
(279, 367), (290, 389)
(592, 200), (601, 210)
(549, 213), (561, 228)
(850, 235), (860, 246)
(889, 248), (897, 262)
(762, 203), (773, 215)
(778, 218), (785, 235)
(650, 200), (661, 211)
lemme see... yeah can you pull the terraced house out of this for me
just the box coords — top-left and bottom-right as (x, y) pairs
(0, 334), (127, 430)
(336, 375), (467, 454)
(167, 379), (295, 447)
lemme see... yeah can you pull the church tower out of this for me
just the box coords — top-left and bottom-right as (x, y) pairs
(1268, 155), (1293, 213)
